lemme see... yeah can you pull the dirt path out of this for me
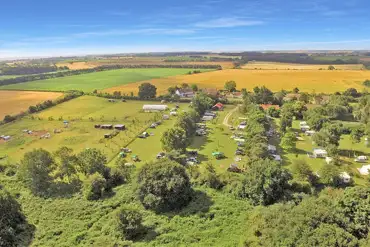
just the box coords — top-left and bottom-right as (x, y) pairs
(223, 106), (239, 127)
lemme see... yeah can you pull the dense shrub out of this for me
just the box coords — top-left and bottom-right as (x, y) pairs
(116, 207), (146, 240)
(0, 188), (26, 246)
(137, 159), (192, 212)
(83, 173), (107, 200)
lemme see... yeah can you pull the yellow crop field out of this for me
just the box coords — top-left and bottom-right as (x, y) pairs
(56, 62), (96, 70)
(0, 91), (63, 119)
(242, 62), (364, 70)
(104, 69), (370, 95)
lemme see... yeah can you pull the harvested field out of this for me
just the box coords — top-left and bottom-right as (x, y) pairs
(0, 91), (63, 119)
(58, 57), (233, 69)
(56, 61), (96, 70)
(242, 62), (364, 70)
(105, 69), (370, 94)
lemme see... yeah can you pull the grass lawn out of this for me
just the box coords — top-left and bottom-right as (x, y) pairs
(0, 96), (183, 163)
(0, 68), (211, 92)
(189, 106), (238, 173)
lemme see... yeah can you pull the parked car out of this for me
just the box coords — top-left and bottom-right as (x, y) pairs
(186, 157), (199, 165)
(150, 123), (157, 128)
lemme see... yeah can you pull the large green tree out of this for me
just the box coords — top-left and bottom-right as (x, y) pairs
(161, 128), (188, 152)
(236, 159), (292, 206)
(0, 188), (27, 246)
(224, 80), (237, 92)
(138, 83), (157, 99)
(19, 149), (55, 196)
(116, 206), (146, 240)
(77, 148), (108, 176)
(137, 159), (192, 212)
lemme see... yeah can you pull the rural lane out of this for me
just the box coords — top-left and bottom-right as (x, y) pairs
(223, 105), (239, 127)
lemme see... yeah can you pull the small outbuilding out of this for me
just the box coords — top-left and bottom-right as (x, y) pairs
(104, 133), (112, 139)
(114, 124), (126, 131)
(212, 103), (224, 111)
(94, 124), (101, 129)
(101, 124), (113, 130)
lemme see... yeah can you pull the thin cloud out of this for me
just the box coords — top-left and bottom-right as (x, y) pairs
(73, 28), (195, 38)
(183, 36), (223, 40)
(194, 18), (263, 28)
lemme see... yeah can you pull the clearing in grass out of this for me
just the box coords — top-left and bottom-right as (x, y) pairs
(105, 69), (370, 95)
(0, 68), (212, 92)
(0, 90), (63, 119)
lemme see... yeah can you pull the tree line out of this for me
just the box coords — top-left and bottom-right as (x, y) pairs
(0, 65), (63, 75)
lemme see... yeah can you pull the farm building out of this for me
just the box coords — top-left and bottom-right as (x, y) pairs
(143, 105), (168, 112)
(358, 165), (370, 175)
(101, 124), (113, 130)
(260, 104), (280, 111)
(175, 89), (195, 98)
(212, 103), (224, 111)
(313, 148), (327, 158)
(94, 124), (101, 129)
(108, 99), (116, 103)
(114, 124), (126, 130)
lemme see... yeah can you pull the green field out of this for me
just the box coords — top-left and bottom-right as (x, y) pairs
(0, 96), (185, 163)
(0, 68), (210, 92)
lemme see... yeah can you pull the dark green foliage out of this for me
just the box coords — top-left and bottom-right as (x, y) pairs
(292, 159), (316, 184)
(194, 163), (224, 190)
(175, 110), (199, 140)
(83, 173), (107, 200)
(266, 107), (280, 117)
(344, 88), (360, 98)
(0, 188), (26, 247)
(336, 187), (370, 238)
(161, 127), (188, 152)
(242, 187), (369, 246)
(252, 86), (274, 104)
(54, 146), (78, 181)
(137, 159), (192, 212)
(305, 107), (329, 131)
(280, 131), (296, 152)
(77, 148), (107, 176)
(138, 83), (157, 99)
(3, 115), (16, 123)
(19, 149), (55, 196)
(116, 206), (146, 240)
(235, 159), (292, 205)
(224, 80), (237, 92)
(328, 65), (336, 70)
(363, 79), (370, 87)
(319, 164), (341, 186)
(191, 92), (214, 115)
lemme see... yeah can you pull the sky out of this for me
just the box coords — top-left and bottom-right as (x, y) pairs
(1, 0), (370, 58)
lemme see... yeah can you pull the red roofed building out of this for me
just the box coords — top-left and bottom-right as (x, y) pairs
(212, 103), (224, 111)
(260, 104), (280, 111)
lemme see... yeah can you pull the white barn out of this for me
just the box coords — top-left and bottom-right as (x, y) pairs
(143, 105), (168, 112)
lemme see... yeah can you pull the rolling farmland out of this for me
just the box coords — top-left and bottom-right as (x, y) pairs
(0, 91), (63, 119)
(0, 68), (211, 92)
(105, 69), (370, 94)
(242, 62), (364, 70)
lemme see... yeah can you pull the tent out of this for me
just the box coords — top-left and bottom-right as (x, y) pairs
(313, 148), (328, 158)
(143, 105), (168, 112)
(212, 152), (225, 159)
(358, 165), (370, 175)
